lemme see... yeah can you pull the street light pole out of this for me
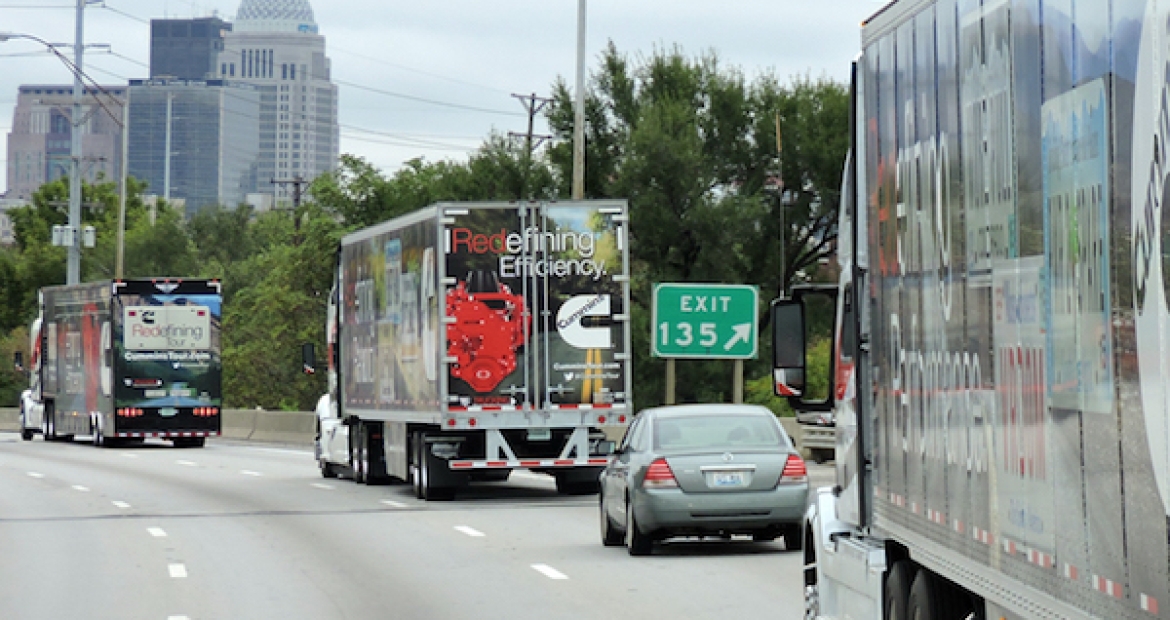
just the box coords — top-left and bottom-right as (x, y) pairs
(572, 0), (586, 200)
(67, 0), (86, 285)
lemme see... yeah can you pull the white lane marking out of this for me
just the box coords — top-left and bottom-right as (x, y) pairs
(531, 564), (569, 580)
(26, 471), (44, 478)
(512, 471), (551, 482)
(454, 526), (485, 538)
(112, 501), (132, 509)
(121, 453), (138, 458)
(240, 470), (263, 477)
(72, 485), (90, 492)
(175, 460), (198, 467)
(310, 483), (334, 490)
(380, 500), (407, 508)
(168, 616), (190, 620)
(247, 446), (313, 456)
(148, 528), (167, 538)
(168, 564), (188, 578)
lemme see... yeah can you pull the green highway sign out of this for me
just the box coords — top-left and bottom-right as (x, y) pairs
(652, 283), (759, 359)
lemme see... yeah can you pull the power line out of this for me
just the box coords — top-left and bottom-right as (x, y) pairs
(334, 79), (522, 117)
(330, 45), (511, 96)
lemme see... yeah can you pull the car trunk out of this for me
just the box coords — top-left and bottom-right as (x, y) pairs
(664, 451), (790, 493)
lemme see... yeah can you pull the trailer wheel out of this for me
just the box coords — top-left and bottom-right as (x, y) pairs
(907, 569), (941, 620)
(782, 524), (803, 551)
(884, 561), (913, 620)
(20, 406), (34, 441)
(410, 432), (424, 499)
(319, 459), (339, 478)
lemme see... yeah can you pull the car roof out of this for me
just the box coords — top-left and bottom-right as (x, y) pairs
(640, 403), (777, 419)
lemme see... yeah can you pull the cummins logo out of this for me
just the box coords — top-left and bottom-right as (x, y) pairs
(556, 294), (611, 349)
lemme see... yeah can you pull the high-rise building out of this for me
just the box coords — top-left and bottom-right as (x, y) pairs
(126, 79), (261, 215)
(150, 16), (232, 81)
(5, 84), (126, 201)
(217, 0), (339, 205)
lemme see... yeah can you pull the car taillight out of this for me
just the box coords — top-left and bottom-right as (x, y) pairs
(779, 454), (808, 484)
(642, 458), (678, 489)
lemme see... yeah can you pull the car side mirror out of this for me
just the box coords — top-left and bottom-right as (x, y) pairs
(593, 439), (617, 456)
(14, 351), (24, 373)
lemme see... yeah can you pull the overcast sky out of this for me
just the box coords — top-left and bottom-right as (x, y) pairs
(0, 0), (885, 195)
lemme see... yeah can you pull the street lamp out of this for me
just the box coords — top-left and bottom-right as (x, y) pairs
(0, 23), (87, 284)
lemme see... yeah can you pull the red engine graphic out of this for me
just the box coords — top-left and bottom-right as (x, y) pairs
(446, 273), (530, 393)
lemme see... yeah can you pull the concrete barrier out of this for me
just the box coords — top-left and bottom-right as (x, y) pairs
(0, 406), (314, 446)
(0, 407), (17, 432)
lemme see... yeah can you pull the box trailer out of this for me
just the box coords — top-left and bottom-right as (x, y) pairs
(773, 0), (1170, 618)
(19, 279), (222, 448)
(308, 200), (632, 499)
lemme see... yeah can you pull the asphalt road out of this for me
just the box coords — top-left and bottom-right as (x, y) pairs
(0, 432), (834, 620)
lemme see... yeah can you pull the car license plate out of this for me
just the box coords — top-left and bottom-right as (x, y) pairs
(160, 407), (177, 417)
(709, 471), (747, 488)
(527, 428), (551, 441)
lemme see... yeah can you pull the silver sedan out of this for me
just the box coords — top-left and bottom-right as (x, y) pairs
(599, 403), (809, 555)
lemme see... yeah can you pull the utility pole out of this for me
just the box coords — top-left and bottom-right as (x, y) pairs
(67, 0), (86, 284)
(508, 92), (552, 200)
(271, 175), (306, 209)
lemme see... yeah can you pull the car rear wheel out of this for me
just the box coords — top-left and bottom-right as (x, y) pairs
(625, 501), (652, 556)
(600, 496), (623, 547)
(783, 524), (803, 551)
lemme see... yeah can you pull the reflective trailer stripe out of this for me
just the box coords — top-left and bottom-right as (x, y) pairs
(1142, 593), (1159, 614)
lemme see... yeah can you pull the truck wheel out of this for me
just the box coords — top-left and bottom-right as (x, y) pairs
(21, 427), (34, 441)
(320, 459), (339, 478)
(883, 561), (913, 620)
(907, 569), (941, 620)
(625, 501), (652, 556)
(92, 421), (104, 447)
(410, 433), (424, 499)
(43, 409), (55, 441)
(351, 425), (366, 484)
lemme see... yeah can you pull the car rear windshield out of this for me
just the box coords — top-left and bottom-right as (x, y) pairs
(654, 414), (788, 452)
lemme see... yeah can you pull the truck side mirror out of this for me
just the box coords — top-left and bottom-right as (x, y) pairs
(302, 343), (316, 375)
(13, 351), (24, 373)
(772, 285), (837, 413)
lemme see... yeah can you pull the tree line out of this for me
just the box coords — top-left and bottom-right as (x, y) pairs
(0, 44), (848, 413)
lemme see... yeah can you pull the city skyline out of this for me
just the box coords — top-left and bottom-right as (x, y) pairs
(0, 1), (883, 197)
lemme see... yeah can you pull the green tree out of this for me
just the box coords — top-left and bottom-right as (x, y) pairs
(546, 43), (849, 408)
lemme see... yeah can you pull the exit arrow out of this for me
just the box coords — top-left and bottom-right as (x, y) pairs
(724, 323), (752, 351)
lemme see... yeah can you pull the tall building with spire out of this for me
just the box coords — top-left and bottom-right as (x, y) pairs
(217, 0), (339, 206)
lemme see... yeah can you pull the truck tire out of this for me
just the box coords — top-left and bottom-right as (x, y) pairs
(782, 524), (803, 551)
(411, 432), (424, 498)
(20, 407), (34, 441)
(43, 407), (55, 441)
(362, 422), (389, 485)
(907, 569), (941, 620)
(883, 561), (913, 620)
(351, 424), (367, 484)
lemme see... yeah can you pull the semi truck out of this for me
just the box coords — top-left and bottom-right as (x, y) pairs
(17, 279), (223, 448)
(772, 0), (1170, 618)
(305, 200), (632, 499)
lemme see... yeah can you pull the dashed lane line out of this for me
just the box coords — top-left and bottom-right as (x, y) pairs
(168, 564), (188, 579)
(72, 485), (89, 492)
(454, 526), (485, 538)
(148, 528), (167, 538)
(310, 483), (334, 490)
(112, 501), (132, 509)
(240, 470), (263, 477)
(26, 471), (44, 478)
(531, 564), (569, 580)
(380, 500), (407, 508)
(175, 460), (198, 467)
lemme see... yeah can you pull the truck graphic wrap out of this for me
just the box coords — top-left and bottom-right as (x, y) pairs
(443, 203), (629, 409)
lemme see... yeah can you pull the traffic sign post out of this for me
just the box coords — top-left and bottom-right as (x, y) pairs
(652, 283), (759, 359)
